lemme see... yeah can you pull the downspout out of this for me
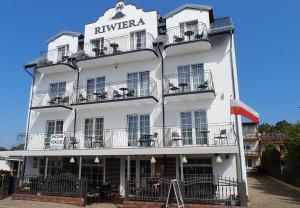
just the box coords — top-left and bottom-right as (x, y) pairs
(229, 32), (244, 183)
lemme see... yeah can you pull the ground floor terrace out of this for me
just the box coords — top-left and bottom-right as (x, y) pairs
(8, 154), (247, 206)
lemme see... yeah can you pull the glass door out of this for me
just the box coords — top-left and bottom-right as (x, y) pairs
(57, 45), (69, 62)
(191, 65), (204, 91)
(178, 65), (191, 91)
(180, 112), (193, 145)
(139, 72), (149, 96)
(46, 120), (63, 148)
(127, 73), (138, 97)
(194, 110), (208, 145)
(127, 115), (139, 147)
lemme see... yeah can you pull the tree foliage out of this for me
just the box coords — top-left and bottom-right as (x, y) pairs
(261, 143), (281, 176)
(285, 123), (300, 167)
(258, 120), (291, 133)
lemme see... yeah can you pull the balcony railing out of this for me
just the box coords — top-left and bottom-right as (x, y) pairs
(73, 79), (158, 104)
(166, 23), (209, 45)
(23, 123), (236, 150)
(259, 133), (285, 143)
(165, 123), (236, 147)
(81, 33), (155, 59)
(164, 71), (214, 95)
(32, 49), (74, 67)
(31, 90), (72, 109)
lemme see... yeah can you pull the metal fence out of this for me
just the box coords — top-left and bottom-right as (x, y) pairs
(17, 173), (87, 198)
(125, 176), (247, 206)
(166, 22), (209, 45)
(164, 70), (214, 95)
(30, 49), (74, 67)
(0, 174), (10, 199)
(31, 90), (73, 108)
(74, 78), (158, 104)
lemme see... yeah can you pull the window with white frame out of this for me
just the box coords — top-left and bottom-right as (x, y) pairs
(86, 77), (106, 100)
(57, 45), (69, 61)
(84, 117), (104, 148)
(49, 82), (66, 99)
(246, 159), (253, 168)
(91, 38), (105, 56)
(127, 71), (149, 97)
(130, 30), (146, 50)
(127, 114), (150, 146)
(178, 64), (205, 92)
(180, 110), (208, 145)
(180, 20), (199, 40)
(182, 158), (212, 179)
(45, 120), (64, 148)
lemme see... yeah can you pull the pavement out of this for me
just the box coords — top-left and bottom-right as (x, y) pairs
(248, 175), (300, 208)
(0, 197), (123, 208)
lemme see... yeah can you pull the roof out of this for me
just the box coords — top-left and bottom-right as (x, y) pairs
(164, 4), (213, 19)
(47, 30), (82, 43)
(210, 16), (234, 34)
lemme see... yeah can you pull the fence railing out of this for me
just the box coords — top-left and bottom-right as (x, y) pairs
(31, 90), (72, 108)
(166, 23), (209, 45)
(31, 49), (74, 67)
(259, 133), (285, 142)
(22, 123), (236, 150)
(164, 70), (214, 95)
(125, 176), (247, 206)
(17, 173), (87, 198)
(82, 33), (155, 59)
(73, 78), (158, 104)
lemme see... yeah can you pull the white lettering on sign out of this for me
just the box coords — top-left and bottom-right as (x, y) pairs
(95, 18), (145, 34)
(50, 134), (65, 150)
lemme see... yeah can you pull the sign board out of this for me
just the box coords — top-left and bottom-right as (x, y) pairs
(166, 179), (185, 208)
(50, 134), (65, 150)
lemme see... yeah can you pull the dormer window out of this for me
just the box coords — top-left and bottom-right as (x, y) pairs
(91, 38), (105, 56)
(180, 21), (199, 41)
(130, 30), (146, 50)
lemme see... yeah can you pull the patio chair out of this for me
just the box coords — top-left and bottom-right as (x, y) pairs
(126, 90), (135, 97)
(69, 137), (78, 149)
(172, 132), (183, 146)
(174, 35), (184, 43)
(48, 98), (56, 105)
(99, 91), (108, 99)
(94, 135), (104, 148)
(214, 129), (228, 145)
(61, 96), (69, 105)
(113, 90), (122, 99)
(195, 32), (204, 40)
(78, 94), (88, 102)
(198, 81), (209, 90)
(169, 83), (180, 92)
(151, 132), (159, 147)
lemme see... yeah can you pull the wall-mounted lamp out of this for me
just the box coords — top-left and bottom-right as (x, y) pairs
(94, 156), (100, 164)
(215, 154), (222, 163)
(150, 157), (156, 164)
(182, 156), (188, 164)
(70, 157), (75, 163)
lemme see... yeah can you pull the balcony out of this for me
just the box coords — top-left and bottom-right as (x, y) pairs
(22, 123), (237, 155)
(72, 79), (158, 109)
(28, 49), (76, 74)
(244, 150), (260, 157)
(164, 70), (215, 102)
(30, 90), (73, 112)
(243, 133), (258, 140)
(76, 33), (158, 68)
(165, 23), (211, 56)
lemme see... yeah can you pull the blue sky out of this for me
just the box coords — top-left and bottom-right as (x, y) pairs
(0, 0), (299, 148)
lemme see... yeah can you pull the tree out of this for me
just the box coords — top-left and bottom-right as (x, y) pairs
(274, 120), (291, 133)
(258, 123), (272, 134)
(0, 146), (8, 151)
(261, 143), (281, 177)
(11, 144), (24, 151)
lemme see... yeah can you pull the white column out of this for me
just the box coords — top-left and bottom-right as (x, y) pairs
(103, 158), (106, 182)
(180, 155), (184, 181)
(79, 156), (82, 179)
(44, 157), (48, 179)
(17, 160), (21, 177)
(127, 156), (130, 180)
(176, 157), (179, 179)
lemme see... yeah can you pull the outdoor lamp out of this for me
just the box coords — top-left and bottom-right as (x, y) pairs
(150, 156), (156, 164)
(94, 156), (100, 164)
(182, 156), (188, 164)
(215, 154), (222, 163)
(70, 157), (75, 163)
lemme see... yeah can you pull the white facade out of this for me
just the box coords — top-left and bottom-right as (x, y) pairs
(3, 1), (247, 198)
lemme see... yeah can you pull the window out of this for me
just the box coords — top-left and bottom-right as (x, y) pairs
(179, 21), (199, 41)
(82, 157), (104, 188)
(57, 45), (69, 61)
(246, 159), (253, 168)
(91, 38), (105, 56)
(49, 82), (66, 99)
(183, 158), (212, 179)
(180, 110), (207, 145)
(130, 30), (146, 50)
(178, 64), (204, 92)
(127, 71), (150, 97)
(84, 118), (104, 148)
(245, 145), (251, 150)
(125, 160), (136, 181)
(127, 114), (150, 146)
(86, 77), (106, 100)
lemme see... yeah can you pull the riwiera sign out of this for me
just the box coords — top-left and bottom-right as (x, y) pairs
(95, 18), (145, 34)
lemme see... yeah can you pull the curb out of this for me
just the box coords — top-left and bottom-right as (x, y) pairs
(267, 176), (300, 193)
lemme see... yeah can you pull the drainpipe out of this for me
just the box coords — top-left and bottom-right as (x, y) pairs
(153, 41), (165, 147)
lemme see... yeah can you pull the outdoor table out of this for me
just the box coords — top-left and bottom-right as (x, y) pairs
(178, 83), (188, 92)
(184, 30), (195, 40)
(119, 87), (128, 98)
(55, 97), (63, 104)
(138, 134), (153, 147)
(87, 136), (94, 148)
(93, 92), (102, 101)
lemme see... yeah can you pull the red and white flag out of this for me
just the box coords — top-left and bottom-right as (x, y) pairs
(230, 99), (259, 123)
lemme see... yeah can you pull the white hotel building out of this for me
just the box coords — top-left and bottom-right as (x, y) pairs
(3, 1), (247, 203)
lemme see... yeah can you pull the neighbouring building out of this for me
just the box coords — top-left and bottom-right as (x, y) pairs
(242, 122), (260, 173)
(1, 1), (247, 206)
(259, 133), (285, 160)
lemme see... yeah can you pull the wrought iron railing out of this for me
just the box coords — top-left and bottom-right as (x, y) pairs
(164, 70), (214, 95)
(259, 133), (285, 142)
(30, 49), (74, 67)
(166, 23), (209, 45)
(125, 176), (247, 206)
(31, 90), (72, 109)
(73, 78), (158, 104)
(0, 174), (10, 199)
(22, 123), (236, 150)
(17, 173), (87, 198)
(81, 33), (155, 59)
(165, 123), (236, 147)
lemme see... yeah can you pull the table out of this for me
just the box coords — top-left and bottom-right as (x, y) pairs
(138, 134), (154, 147)
(119, 87), (128, 98)
(184, 30), (195, 41)
(87, 136), (94, 148)
(172, 137), (183, 146)
(110, 43), (119, 53)
(178, 83), (188, 92)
